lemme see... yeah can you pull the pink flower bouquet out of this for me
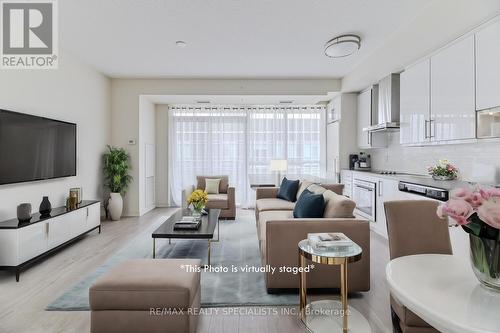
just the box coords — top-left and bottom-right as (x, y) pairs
(437, 186), (500, 289)
(438, 187), (500, 231)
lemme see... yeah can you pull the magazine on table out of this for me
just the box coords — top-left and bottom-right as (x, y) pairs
(307, 232), (353, 251)
(174, 216), (201, 230)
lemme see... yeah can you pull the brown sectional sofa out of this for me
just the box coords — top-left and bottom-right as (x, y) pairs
(255, 181), (371, 293)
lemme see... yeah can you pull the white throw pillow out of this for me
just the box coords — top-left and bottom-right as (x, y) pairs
(205, 178), (221, 194)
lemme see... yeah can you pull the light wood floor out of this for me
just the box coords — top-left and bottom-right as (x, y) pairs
(0, 208), (392, 333)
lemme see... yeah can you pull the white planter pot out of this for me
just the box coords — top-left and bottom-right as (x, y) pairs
(108, 192), (123, 221)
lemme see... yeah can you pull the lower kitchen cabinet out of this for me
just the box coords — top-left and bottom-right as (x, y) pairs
(374, 178), (400, 238)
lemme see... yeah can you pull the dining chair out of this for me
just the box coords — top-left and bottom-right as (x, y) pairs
(384, 200), (452, 333)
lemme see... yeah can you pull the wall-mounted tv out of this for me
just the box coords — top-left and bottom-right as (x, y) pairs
(0, 109), (76, 185)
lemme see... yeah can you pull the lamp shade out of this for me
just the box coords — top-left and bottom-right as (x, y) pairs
(270, 159), (288, 172)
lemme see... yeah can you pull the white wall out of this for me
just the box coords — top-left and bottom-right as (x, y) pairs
(155, 105), (169, 207)
(370, 133), (500, 185)
(0, 51), (111, 221)
(110, 78), (341, 216)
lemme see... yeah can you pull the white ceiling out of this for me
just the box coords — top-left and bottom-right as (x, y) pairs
(60, 0), (434, 79)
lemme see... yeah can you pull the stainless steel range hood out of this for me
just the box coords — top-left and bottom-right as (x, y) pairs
(366, 73), (400, 132)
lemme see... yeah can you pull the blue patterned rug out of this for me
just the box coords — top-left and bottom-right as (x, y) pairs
(46, 210), (298, 310)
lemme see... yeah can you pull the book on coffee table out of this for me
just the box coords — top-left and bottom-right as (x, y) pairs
(174, 217), (201, 230)
(307, 232), (353, 251)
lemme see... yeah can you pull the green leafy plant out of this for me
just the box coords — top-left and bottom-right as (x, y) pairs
(103, 145), (132, 195)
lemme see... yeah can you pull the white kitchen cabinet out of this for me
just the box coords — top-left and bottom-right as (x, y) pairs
(327, 121), (340, 181)
(476, 18), (500, 111)
(374, 178), (400, 238)
(340, 170), (353, 198)
(357, 89), (372, 148)
(400, 59), (430, 144)
(326, 94), (358, 180)
(430, 35), (476, 141)
(327, 97), (341, 123)
(357, 87), (387, 148)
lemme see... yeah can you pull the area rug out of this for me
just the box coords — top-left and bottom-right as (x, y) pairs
(46, 210), (298, 310)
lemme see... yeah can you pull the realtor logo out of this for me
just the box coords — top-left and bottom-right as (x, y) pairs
(1, 0), (58, 69)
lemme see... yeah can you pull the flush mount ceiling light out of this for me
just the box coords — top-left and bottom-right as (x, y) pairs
(175, 40), (187, 48)
(324, 34), (361, 58)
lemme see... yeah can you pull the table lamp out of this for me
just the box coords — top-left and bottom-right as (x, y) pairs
(270, 159), (288, 186)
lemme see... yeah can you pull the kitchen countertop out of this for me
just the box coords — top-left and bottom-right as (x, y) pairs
(344, 169), (474, 191)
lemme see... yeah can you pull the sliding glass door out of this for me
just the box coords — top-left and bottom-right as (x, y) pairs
(169, 105), (325, 207)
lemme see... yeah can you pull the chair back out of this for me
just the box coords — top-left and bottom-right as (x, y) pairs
(384, 200), (452, 260)
(196, 175), (229, 193)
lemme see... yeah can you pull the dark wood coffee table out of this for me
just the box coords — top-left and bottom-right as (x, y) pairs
(152, 209), (221, 265)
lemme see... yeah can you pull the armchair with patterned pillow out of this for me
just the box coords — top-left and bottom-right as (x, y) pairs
(182, 175), (236, 219)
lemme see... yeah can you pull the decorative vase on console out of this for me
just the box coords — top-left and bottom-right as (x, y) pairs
(437, 187), (500, 291)
(39, 196), (52, 217)
(17, 203), (32, 222)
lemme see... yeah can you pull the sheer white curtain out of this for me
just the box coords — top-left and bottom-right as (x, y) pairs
(169, 106), (247, 205)
(169, 105), (325, 207)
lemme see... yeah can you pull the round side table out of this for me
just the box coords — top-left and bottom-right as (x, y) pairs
(298, 239), (370, 332)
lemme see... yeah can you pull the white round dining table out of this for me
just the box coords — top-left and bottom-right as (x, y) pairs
(386, 254), (500, 333)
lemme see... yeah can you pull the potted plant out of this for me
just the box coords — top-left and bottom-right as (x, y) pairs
(187, 189), (208, 220)
(103, 145), (132, 220)
(437, 187), (500, 291)
(428, 159), (459, 180)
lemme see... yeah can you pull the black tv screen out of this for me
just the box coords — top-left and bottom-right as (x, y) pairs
(0, 109), (76, 185)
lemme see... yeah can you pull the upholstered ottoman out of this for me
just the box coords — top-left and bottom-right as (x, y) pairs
(89, 259), (201, 333)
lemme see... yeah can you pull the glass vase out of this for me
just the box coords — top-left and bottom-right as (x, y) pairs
(469, 234), (500, 292)
(191, 203), (204, 221)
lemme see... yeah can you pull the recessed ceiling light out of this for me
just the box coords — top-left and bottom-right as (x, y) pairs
(324, 34), (361, 58)
(175, 40), (187, 48)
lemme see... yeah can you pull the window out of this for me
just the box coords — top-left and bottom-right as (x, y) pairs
(169, 105), (325, 206)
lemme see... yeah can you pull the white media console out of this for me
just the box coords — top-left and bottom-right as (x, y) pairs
(0, 200), (101, 281)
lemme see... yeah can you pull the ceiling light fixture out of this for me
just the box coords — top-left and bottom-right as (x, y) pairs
(196, 100), (210, 104)
(175, 40), (187, 48)
(324, 34), (361, 58)
(279, 100), (294, 104)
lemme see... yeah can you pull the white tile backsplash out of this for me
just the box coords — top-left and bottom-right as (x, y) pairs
(369, 132), (500, 185)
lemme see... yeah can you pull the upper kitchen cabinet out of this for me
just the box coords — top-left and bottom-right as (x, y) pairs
(476, 18), (500, 111)
(357, 86), (386, 149)
(400, 59), (430, 145)
(357, 89), (372, 148)
(430, 35), (475, 141)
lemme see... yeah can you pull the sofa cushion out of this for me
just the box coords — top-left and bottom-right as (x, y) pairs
(323, 190), (356, 218)
(197, 175), (229, 194)
(297, 180), (314, 198)
(256, 198), (295, 213)
(308, 183), (327, 195)
(89, 259), (201, 311)
(206, 194), (228, 209)
(205, 178), (221, 194)
(258, 210), (294, 242)
(277, 177), (300, 202)
(293, 189), (326, 218)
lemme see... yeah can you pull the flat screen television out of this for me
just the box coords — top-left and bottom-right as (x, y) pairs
(0, 109), (76, 185)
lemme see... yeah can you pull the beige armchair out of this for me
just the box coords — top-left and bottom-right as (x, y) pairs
(182, 175), (236, 220)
